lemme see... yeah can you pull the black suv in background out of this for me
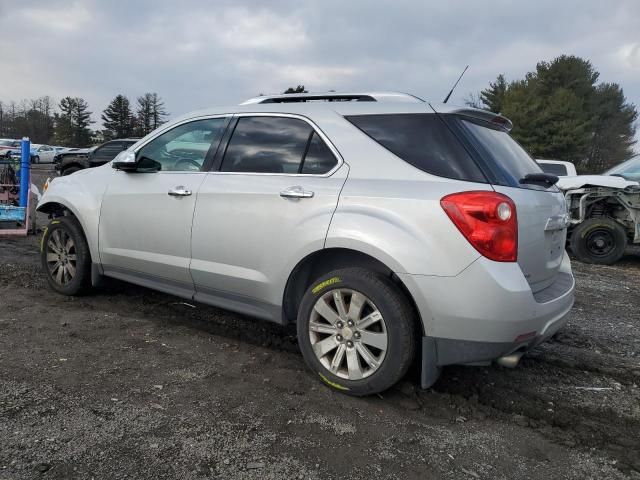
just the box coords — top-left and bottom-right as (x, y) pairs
(56, 139), (138, 176)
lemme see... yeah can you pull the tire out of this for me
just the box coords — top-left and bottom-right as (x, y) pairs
(297, 268), (417, 396)
(61, 165), (81, 176)
(41, 216), (92, 295)
(32, 155), (40, 164)
(570, 217), (627, 265)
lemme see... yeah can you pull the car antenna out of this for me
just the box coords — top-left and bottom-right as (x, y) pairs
(443, 65), (469, 104)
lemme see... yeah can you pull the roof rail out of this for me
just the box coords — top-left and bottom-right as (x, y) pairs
(241, 91), (425, 105)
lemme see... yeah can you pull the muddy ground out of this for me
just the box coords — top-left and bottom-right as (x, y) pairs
(0, 165), (639, 479)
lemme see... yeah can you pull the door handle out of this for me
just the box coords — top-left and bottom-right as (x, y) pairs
(280, 186), (314, 199)
(168, 186), (192, 197)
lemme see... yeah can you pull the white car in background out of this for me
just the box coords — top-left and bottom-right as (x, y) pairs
(10, 144), (57, 163)
(537, 159), (577, 177)
(550, 157), (640, 264)
(30, 144), (57, 163)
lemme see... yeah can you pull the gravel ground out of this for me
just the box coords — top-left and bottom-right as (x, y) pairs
(0, 165), (638, 479)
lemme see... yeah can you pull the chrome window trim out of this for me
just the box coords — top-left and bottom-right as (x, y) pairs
(212, 112), (344, 178)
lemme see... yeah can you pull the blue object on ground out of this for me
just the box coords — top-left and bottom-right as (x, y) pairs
(0, 205), (26, 221)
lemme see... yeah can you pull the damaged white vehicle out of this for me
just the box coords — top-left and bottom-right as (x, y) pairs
(558, 157), (640, 264)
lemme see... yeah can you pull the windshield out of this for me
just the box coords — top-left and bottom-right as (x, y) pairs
(604, 157), (640, 181)
(0, 140), (18, 147)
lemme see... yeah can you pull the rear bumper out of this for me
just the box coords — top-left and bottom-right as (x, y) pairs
(397, 251), (575, 387)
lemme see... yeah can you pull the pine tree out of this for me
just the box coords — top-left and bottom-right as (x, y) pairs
(283, 85), (307, 94)
(101, 94), (133, 139)
(72, 97), (93, 146)
(479, 74), (507, 113)
(473, 55), (638, 173)
(54, 97), (75, 146)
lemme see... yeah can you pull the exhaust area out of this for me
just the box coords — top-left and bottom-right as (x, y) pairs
(495, 352), (524, 368)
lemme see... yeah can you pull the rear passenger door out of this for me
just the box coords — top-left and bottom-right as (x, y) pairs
(190, 114), (348, 321)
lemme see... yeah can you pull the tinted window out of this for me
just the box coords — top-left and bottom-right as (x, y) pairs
(93, 142), (123, 160)
(221, 117), (312, 174)
(460, 119), (546, 189)
(301, 132), (337, 174)
(347, 114), (486, 182)
(137, 118), (227, 172)
(538, 163), (567, 176)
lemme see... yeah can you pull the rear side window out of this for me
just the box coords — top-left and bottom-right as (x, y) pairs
(222, 117), (308, 173)
(221, 116), (337, 174)
(347, 113), (486, 182)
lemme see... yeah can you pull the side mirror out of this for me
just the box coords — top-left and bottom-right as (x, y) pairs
(112, 150), (137, 171)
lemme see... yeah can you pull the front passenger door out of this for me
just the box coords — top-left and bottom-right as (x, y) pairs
(98, 117), (229, 296)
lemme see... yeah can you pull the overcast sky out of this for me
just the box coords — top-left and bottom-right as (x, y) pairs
(1, 0), (638, 150)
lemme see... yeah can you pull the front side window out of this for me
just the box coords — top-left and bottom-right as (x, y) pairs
(137, 118), (227, 172)
(221, 116), (337, 174)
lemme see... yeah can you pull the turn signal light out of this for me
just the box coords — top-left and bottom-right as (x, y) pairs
(441, 191), (518, 262)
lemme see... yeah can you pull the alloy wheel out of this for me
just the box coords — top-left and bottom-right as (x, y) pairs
(309, 288), (388, 380)
(46, 229), (77, 285)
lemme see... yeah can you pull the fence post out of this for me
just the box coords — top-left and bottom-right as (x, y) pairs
(19, 137), (30, 207)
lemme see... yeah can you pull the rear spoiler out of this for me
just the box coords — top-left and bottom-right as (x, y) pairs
(430, 104), (513, 132)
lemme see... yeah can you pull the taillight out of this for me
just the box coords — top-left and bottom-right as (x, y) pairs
(440, 191), (518, 262)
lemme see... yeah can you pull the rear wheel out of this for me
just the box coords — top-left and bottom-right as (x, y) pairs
(570, 217), (627, 265)
(41, 216), (92, 295)
(297, 268), (416, 396)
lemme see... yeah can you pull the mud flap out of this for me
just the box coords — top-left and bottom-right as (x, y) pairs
(421, 336), (441, 389)
(91, 263), (106, 287)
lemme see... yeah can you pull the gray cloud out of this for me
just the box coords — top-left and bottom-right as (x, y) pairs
(1, 0), (638, 151)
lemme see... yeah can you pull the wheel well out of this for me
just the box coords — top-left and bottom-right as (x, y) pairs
(60, 163), (84, 175)
(282, 248), (424, 334)
(38, 202), (75, 219)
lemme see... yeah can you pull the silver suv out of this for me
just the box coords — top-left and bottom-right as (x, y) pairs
(38, 92), (575, 395)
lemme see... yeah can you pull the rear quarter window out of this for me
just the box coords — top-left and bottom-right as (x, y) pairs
(346, 113), (486, 183)
(458, 118), (550, 190)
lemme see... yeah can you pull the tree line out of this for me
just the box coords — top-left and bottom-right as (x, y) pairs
(0, 93), (168, 147)
(468, 55), (638, 174)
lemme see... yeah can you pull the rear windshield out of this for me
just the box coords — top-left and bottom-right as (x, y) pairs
(458, 118), (546, 189)
(346, 113), (487, 183)
(538, 162), (568, 176)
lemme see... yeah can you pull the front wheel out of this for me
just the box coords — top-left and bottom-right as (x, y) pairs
(570, 217), (627, 265)
(41, 216), (92, 295)
(297, 268), (417, 396)
(32, 155), (40, 164)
